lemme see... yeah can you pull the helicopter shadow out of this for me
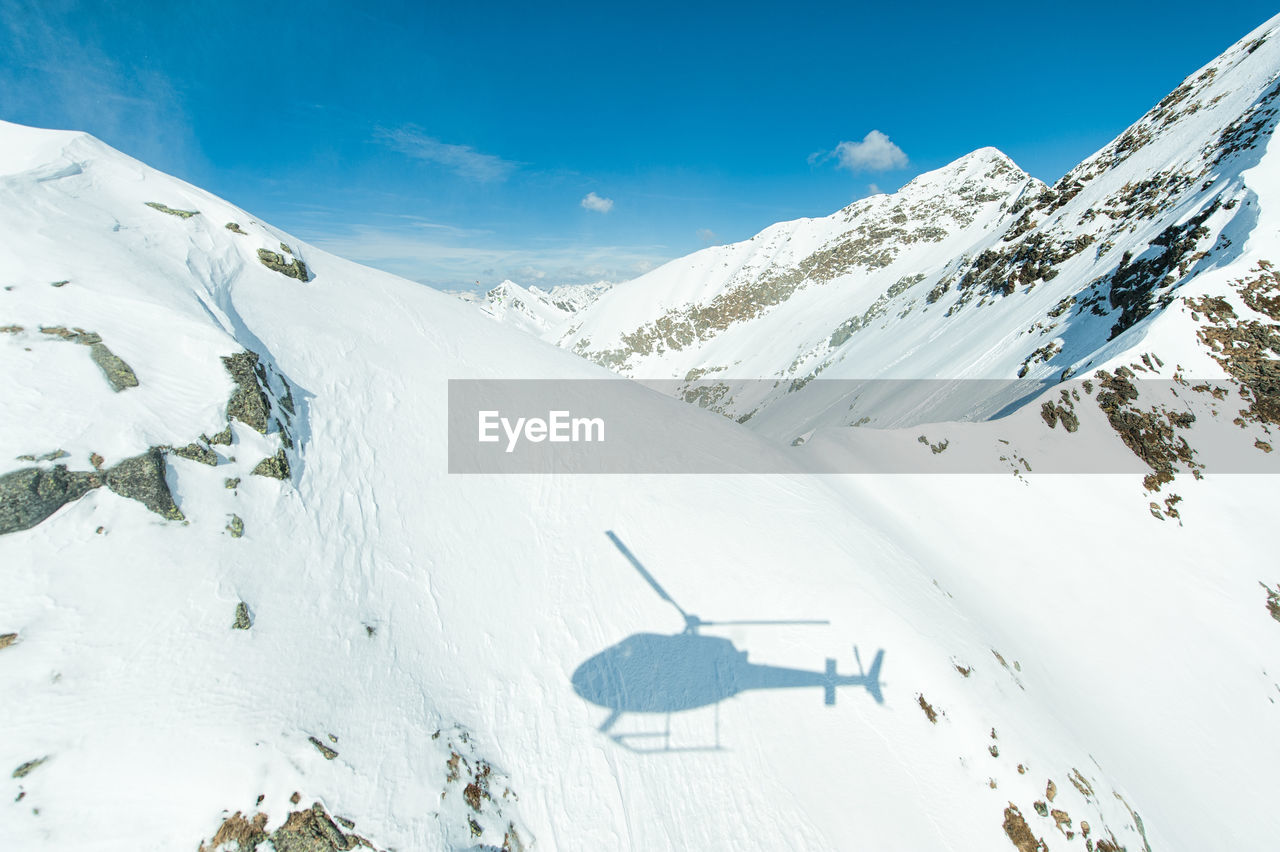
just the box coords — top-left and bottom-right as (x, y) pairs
(571, 531), (885, 753)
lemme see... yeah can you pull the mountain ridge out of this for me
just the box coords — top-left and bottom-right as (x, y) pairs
(516, 15), (1280, 451)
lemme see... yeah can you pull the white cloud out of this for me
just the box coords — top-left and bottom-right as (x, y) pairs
(373, 125), (518, 182)
(868, 183), (882, 195)
(580, 191), (614, 213)
(812, 130), (908, 173)
(696, 228), (718, 243)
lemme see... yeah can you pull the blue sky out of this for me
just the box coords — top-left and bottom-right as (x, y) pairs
(1, 1), (1276, 290)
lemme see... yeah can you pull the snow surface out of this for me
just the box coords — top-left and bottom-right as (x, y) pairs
(2, 14), (1280, 852)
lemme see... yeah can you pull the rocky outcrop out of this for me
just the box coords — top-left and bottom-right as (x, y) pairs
(252, 449), (291, 480)
(200, 803), (376, 852)
(103, 449), (185, 521)
(258, 248), (310, 281)
(222, 351), (272, 433)
(144, 201), (198, 218)
(0, 465), (101, 534)
(37, 326), (138, 392)
(0, 448), (186, 535)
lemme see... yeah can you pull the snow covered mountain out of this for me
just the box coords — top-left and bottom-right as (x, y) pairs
(450, 280), (612, 336)
(555, 17), (1280, 454)
(1, 16), (1279, 852)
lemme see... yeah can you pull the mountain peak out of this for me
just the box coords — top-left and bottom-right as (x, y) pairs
(896, 146), (1034, 197)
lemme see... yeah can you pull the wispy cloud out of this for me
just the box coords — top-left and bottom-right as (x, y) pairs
(304, 221), (669, 289)
(374, 124), (519, 182)
(696, 228), (718, 243)
(0, 0), (197, 174)
(810, 130), (908, 173)
(580, 191), (614, 213)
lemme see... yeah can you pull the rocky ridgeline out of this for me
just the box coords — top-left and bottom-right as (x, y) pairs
(569, 150), (1040, 373)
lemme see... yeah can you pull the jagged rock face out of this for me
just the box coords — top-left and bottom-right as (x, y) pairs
(551, 26), (1280, 437)
(0, 465), (101, 534)
(0, 449), (185, 534)
(200, 803), (373, 852)
(102, 448), (185, 521)
(222, 351), (273, 433)
(257, 247), (310, 281)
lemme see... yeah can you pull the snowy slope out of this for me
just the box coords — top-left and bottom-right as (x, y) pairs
(1, 19), (1279, 852)
(0, 120), (1163, 852)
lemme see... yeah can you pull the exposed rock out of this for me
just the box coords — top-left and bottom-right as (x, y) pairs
(1106, 203), (1218, 339)
(1069, 768), (1095, 800)
(308, 736), (338, 760)
(37, 326), (139, 391)
(104, 449), (184, 521)
(225, 222), (247, 235)
(88, 342), (139, 391)
(233, 601), (253, 630)
(1002, 804), (1047, 852)
(12, 757), (48, 779)
(0, 465), (101, 534)
(253, 449), (291, 480)
(144, 201), (199, 218)
(172, 443), (217, 466)
(257, 249), (309, 281)
(224, 477), (240, 490)
(226, 514), (244, 538)
(222, 351), (272, 433)
(206, 426), (233, 446)
(1094, 367), (1199, 491)
(200, 803), (376, 852)
(1040, 390), (1080, 432)
(0, 632), (16, 650)
(198, 811), (267, 852)
(39, 325), (97, 343)
(270, 802), (370, 852)
(1187, 264), (1280, 431)
(1262, 582), (1280, 622)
